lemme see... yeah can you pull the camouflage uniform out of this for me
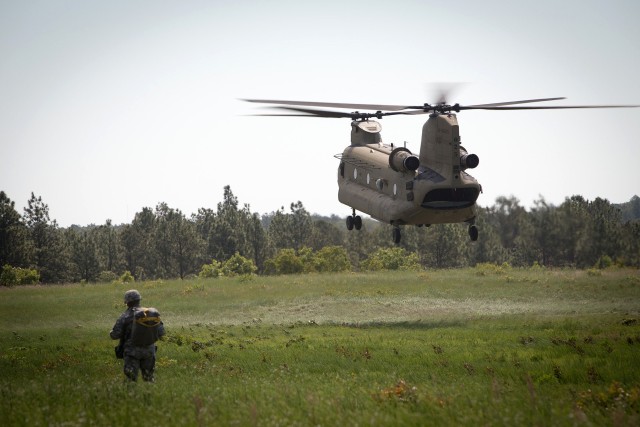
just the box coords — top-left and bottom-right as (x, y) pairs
(110, 290), (165, 382)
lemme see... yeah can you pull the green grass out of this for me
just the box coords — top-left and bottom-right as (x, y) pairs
(1, 268), (640, 426)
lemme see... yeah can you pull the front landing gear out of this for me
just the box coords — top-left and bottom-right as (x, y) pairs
(346, 209), (362, 231)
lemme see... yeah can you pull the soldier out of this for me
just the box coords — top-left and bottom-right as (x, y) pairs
(110, 289), (165, 382)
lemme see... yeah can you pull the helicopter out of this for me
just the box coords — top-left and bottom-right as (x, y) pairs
(245, 97), (637, 244)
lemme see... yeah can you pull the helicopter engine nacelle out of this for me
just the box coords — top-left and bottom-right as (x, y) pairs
(459, 146), (479, 170)
(389, 147), (420, 173)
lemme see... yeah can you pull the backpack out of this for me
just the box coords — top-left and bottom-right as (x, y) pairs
(131, 307), (162, 346)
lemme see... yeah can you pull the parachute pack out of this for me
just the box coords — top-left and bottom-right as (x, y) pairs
(131, 307), (162, 346)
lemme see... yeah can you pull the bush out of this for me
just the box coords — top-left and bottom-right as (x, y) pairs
(119, 271), (135, 283)
(199, 259), (223, 279)
(297, 247), (317, 273)
(529, 262), (545, 271)
(315, 246), (351, 273)
(1, 264), (17, 286)
(21, 268), (39, 284)
(266, 247), (352, 275)
(1, 265), (40, 286)
(361, 248), (421, 271)
(273, 249), (304, 275)
(595, 255), (614, 269)
(97, 271), (118, 283)
(262, 258), (277, 275)
(222, 253), (257, 277)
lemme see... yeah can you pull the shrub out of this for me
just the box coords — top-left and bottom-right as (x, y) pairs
(264, 247), (351, 275)
(262, 258), (277, 275)
(120, 271), (135, 283)
(315, 246), (351, 273)
(18, 267), (39, 285)
(199, 259), (223, 279)
(595, 255), (613, 270)
(361, 248), (421, 271)
(97, 271), (118, 283)
(222, 253), (257, 277)
(273, 249), (304, 275)
(1, 264), (17, 286)
(529, 262), (545, 271)
(1, 265), (40, 286)
(297, 247), (317, 273)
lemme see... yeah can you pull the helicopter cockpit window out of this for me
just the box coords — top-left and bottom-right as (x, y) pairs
(353, 168), (358, 180)
(339, 162), (345, 178)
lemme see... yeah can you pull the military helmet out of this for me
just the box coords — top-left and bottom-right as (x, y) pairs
(124, 289), (141, 303)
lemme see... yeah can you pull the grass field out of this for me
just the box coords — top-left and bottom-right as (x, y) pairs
(1, 267), (640, 426)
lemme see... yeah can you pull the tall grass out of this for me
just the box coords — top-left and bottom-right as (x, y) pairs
(1, 268), (639, 425)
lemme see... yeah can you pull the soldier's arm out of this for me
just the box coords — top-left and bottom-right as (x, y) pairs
(110, 315), (125, 340)
(157, 322), (166, 338)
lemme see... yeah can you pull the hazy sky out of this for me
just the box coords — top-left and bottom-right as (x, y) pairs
(1, 0), (639, 226)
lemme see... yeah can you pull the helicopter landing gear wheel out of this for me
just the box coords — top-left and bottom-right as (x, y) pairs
(354, 215), (362, 230)
(346, 215), (354, 231)
(468, 225), (478, 241)
(392, 227), (401, 245)
(346, 209), (362, 231)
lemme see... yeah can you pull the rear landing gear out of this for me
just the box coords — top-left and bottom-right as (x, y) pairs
(468, 224), (478, 241)
(346, 209), (362, 231)
(392, 227), (401, 245)
(346, 215), (354, 230)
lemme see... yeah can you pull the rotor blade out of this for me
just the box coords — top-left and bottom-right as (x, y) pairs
(242, 98), (410, 111)
(244, 97), (572, 113)
(464, 97), (566, 108)
(248, 113), (335, 117)
(462, 104), (639, 111)
(244, 97), (639, 117)
(400, 98), (570, 111)
(266, 106), (363, 118)
(250, 105), (427, 119)
(393, 110), (431, 115)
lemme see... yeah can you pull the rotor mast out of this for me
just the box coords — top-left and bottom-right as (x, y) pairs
(350, 120), (382, 146)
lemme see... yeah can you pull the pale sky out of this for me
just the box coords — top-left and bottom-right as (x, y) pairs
(1, 0), (639, 227)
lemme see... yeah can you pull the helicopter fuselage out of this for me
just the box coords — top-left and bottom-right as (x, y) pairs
(336, 113), (481, 227)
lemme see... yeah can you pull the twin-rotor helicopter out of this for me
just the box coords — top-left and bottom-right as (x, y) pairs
(245, 96), (637, 244)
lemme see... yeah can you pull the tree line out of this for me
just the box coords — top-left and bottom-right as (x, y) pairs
(1, 187), (638, 284)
